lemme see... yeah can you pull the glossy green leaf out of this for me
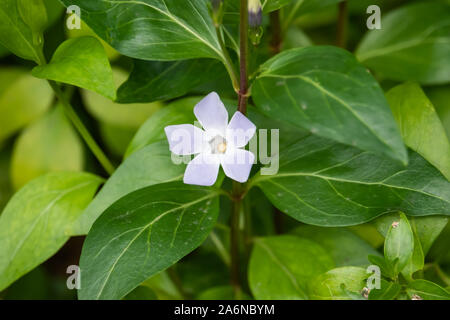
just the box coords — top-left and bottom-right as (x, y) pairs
(17, 0), (47, 35)
(252, 135), (450, 226)
(262, 0), (292, 13)
(248, 235), (334, 299)
(0, 70), (53, 144)
(406, 279), (450, 300)
(356, 2), (450, 85)
(282, 0), (343, 29)
(32, 37), (116, 99)
(368, 279), (401, 300)
(0, 172), (103, 291)
(11, 106), (84, 190)
(78, 182), (220, 300)
(309, 267), (367, 300)
(0, 0), (44, 63)
(292, 226), (380, 266)
(252, 46), (407, 164)
(81, 67), (161, 128)
(386, 82), (450, 180)
(117, 59), (226, 103)
(59, 0), (224, 61)
(384, 213), (414, 276)
(73, 141), (185, 235)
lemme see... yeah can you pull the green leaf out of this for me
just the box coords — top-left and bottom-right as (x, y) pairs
(262, 0), (292, 13)
(252, 135), (450, 226)
(0, 0), (44, 63)
(368, 279), (401, 300)
(291, 226), (380, 266)
(401, 231), (424, 281)
(252, 46), (407, 164)
(59, 0), (224, 61)
(0, 172), (103, 291)
(32, 37), (116, 99)
(0, 69), (53, 144)
(17, 0), (47, 34)
(78, 182), (220, 300)
(386, 82), (450, 180)
(248, 235), (334, 299)
(384, 213), (414, 277)
(309, 267), (367, 300)
(367, 255), (395, 279)
(117, 59), (226, 103)
(81, 67), (161, 128)
(406, 279), (450, 300)
(72, 141), (185, 235)
(426, 86), (450, 139)
(356, 2), (450, 85)
(10, 106), (84, 190)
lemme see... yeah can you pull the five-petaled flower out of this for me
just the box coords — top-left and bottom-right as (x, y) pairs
(165, 92), (256, 186)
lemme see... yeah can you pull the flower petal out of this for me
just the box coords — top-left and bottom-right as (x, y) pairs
(226, 111), (256, 148)
(194, 92), (228, 135)
(184, 153), (221, 186)
(221, 148), (255, 183)
(165, 124), (205, 155)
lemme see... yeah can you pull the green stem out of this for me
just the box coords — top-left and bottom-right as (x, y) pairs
(216, 26), (240, 93)
(269, 10), (282, 55)
(230, 181), (242, 294)
(238, 0), (249, 114)
(49, 81), (115, 175)
(210, 231), (231, 267)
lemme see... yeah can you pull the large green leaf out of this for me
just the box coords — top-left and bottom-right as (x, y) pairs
(291, 226), (380, 266)
(386, 83), (450, 180)
(251, 135), (450, 226)
(32, 37), (116, 99)
(0, 0), (44, 63)
(73, 141), (185, 235)
(117, 59), (226, 103)
(384, 213), (414, 277)
(248, 235), (334, 299)
(406, 279), (450, 300)
(356, 2), (450, 85)
(0, 172), (103, 291)
(78, 182), (220, 300)
(59, 0), (224, 61)
(252, 46), (407, 164)
(309, 267), (367, 300)
(0, 69), (53, 144)
(10, 106), (84, 190)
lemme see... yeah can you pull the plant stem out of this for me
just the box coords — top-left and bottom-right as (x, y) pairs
(238, 0), (249, 114)
(336, 0), (348, 48)
(49, 81), (115, 175)
(216, 26), (240, 93)
(270, 10), (282, 55)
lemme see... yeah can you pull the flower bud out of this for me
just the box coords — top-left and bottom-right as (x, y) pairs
(248, 0), (262, 28)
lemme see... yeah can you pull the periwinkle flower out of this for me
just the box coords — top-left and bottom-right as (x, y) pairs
(165, 92), (256, 186)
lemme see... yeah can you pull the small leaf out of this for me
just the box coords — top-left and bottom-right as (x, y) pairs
(406, 279), (450, 300)
(386, 82), (450, 180)
(253, 135), (450, 226)
(401, 231), (424, 281)
(248, 235), (334, 299)
(59, 0), (224, 61)
(32, 37), (116, 99)
(309, 267), (367, 300)
(72, 141), (185, 235)
(11, 106), (84, 190)
(252, 46), (407, 164)
(0, 172), (103, 291)
(356, 2), (450, 85)
(367, 255), (395, 279)
(368, 279), (401, 300)
(117, 59), (226, 103)
(0, 69), (53, 144)
(384, 213), (414, 277)
(78, 182), (220, 300)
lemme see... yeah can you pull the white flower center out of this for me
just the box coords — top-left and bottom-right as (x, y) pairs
(209, 135), (227, 154)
